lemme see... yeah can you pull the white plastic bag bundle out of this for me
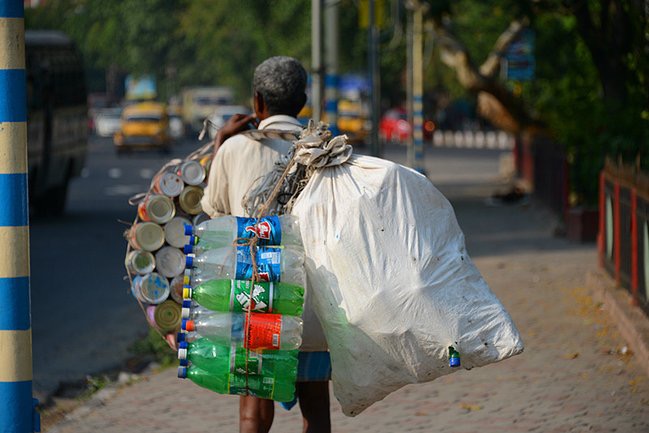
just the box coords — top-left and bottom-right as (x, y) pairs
(291, 154), (524, 416)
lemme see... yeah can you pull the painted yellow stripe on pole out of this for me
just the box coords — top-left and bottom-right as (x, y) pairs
(0, 122), (27, 174)
(0, 18), (25, 69)
(0, 330), (32, 381)
(0, 226), (29, 278)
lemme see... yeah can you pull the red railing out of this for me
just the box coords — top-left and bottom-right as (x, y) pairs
(598, 159), (649, 315)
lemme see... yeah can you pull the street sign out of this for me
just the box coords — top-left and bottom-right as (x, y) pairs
(505, 28), (535, 81)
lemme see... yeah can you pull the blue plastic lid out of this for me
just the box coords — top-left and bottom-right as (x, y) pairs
(176, 333), (186, 343)
(183, 244), (194, 254)
(185, 255), (194, 268)
(184, 224), (194, 236)
(179, 341), (188, 349)
(182, 300), (192, 309)
(177, 366), (187, 379)
(181, 318), (188, 330)
(179, 358), (188, 367)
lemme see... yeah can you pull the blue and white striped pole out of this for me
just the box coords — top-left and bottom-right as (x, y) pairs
(412, 5), (425, 174)
(324, 74), (339, 136)
(324, 0), (339, 135)
(0, 1), (39, 432)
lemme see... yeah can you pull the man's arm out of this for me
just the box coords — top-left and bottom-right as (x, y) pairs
(212, 113), (258, 153)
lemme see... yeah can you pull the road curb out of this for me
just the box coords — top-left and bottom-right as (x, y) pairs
(586, 270), (649, 377)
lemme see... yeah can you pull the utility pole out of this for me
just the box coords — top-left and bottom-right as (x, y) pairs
(368, 0), (381, 156)
(311, 0), (323, 123)
(0, 1), (40, 432)
(406, 0), (425, 173)
(324, 0), (339, 135)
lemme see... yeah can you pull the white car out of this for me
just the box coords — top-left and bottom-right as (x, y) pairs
(94, 107), (122, 137)
(207, 105), (252, 140)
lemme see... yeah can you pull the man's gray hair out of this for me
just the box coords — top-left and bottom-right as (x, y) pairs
(253, 56), (307, 116)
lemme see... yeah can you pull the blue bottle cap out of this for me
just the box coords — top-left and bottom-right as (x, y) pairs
(181, 318), (188, 330)
(177, 366), (187, 379)
(179, 358), (188, 367)
(184, 224), (194, 236)
(450, 357), (461, 368)
(179, 341), (188, 349)
(176, 333), (186, 343)
(182, 300), (192, 309)
(190, 235), (198, 245)
(183, 244), (194, 254)
(185, 255), (194, 268)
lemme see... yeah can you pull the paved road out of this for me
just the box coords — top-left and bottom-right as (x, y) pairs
(47, 144), (649, 432)
(30, 136), (203, 396)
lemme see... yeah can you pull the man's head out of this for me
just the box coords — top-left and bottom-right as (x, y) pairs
(252, 56), (307, 120)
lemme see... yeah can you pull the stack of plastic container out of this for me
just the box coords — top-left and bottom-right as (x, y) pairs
(124, 156), (213, 335)
(177, 215), (306, 402)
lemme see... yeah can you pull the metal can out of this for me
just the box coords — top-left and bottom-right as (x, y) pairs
(164, 216), (192, 248)
(192, 212), (210, 226)
(133, 272), (170, 304)
(127, 222), (165, 252)
(155, 246), (186, 278)
(152, 171), (184, 197)
(154, 300), (182, 333)
(137, 194), (176, 224)
(169, 275), (185, 304)
(177, 160), (206, 186)
(178, 185), (204, 215)
(125, 250), (156, 275)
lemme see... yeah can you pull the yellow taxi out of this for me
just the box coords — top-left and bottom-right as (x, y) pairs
(114, 102), (171, 154)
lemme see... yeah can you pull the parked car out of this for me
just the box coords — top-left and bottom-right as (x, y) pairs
(114, 102), (171, 154)
(206, 105), (252, 140)
(94, 107), (122, 137)
(379, 108), (435, 144)
(167, 108), (184, 140)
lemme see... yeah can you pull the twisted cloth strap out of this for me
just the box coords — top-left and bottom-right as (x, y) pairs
(243, 121), (353, 216)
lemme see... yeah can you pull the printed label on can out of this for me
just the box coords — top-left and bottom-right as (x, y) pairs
(234, 246), (281, 282)
(235, 216), (282, 245)
(232, 280), (274, 313)
(245, 313), (282, 350)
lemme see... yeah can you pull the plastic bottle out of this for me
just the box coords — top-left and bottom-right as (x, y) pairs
(184, 245), (305, 286)
(184, 215), (302, 248)
(177, 361), (295, 402)
(449, 346), (461, 368)
(177, 338), (297, 401)
(182, 279), (304, 316)
(181, 311), (303, 350)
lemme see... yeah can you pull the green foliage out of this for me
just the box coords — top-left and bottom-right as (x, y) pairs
(128, 328), (177, 368)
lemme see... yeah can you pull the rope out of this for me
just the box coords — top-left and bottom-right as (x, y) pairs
(243, 121), (353, 216)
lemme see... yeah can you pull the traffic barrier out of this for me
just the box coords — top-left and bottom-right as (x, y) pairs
(599, 159), (649, 316)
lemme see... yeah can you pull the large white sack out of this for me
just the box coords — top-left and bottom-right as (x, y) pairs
(291, 154), (524, 416)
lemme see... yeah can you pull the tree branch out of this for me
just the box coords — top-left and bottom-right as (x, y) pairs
(430, 17), (538, 133)
(480, 18), (529, 78)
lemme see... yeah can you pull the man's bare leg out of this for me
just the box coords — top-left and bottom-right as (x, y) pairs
(239, 396), (274, 433)
(297, 381), (331, 433)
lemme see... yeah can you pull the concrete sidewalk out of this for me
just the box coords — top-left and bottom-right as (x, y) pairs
(47, 148), (649, 433)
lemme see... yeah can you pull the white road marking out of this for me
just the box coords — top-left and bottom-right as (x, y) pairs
(104, 185), (144, 196)
(139, 168), (154, 180)
(108, 168), (122, 179)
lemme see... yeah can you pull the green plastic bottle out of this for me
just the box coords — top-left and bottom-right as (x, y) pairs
(183, 279), (304, 316)
(177, 338), (298, 402)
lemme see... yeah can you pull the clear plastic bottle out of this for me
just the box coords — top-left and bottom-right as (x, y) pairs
(184, 215), (302, 248)
(184, 245), (305, 286)
(181, 311), (303, 351)
(177, 338), (297, 402)
(181, 279), (304, 316)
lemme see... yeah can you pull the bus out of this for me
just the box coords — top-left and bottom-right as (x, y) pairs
(26, 30), (88, 216)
